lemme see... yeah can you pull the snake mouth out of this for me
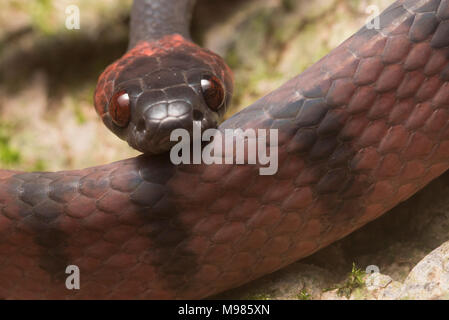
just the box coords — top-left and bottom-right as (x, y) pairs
(127, 101), (218, 154)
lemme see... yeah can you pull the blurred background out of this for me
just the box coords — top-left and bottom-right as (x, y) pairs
(0, 0), (391, 172)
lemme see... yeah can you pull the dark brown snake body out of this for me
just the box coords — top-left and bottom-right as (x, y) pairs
(1, 0), (449, 299)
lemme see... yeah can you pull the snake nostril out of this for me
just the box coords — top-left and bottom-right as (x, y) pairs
(193, 110), (204, 121)
(136, 119), (146, 132)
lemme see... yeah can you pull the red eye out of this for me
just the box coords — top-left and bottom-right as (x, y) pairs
(109, 90), (130, 127)
(200, 75), (225, 111)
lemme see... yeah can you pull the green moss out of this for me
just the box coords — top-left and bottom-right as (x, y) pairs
(246, 293), (272, 300)
(324, 263), (366, 299)
(337, 263), (366, 298)
(30, 0), (55, 35)
(70, 87), (96, 124)
(73, 103), (87, 124)
(32, 159), (46, 171)
(296, 289), (312, 300)
(0, 125), (21, 166)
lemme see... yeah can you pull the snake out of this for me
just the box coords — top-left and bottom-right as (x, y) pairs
(1, 0), (449, 299)
(94, 0), (233, 155)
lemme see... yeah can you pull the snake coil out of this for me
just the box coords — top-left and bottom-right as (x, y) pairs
(0, 0), (449, 299)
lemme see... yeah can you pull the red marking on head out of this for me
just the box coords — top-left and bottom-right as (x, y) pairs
(94, 34), (234, 124)
(94, 34), (199, 118)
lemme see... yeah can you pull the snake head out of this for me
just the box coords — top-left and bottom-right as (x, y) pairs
(94, 34), (233, 155)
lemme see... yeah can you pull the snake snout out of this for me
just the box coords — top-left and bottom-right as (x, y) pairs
(126, 77), (223, 154)
(131, 100), (206, 154)
(142, 100), (193, 131)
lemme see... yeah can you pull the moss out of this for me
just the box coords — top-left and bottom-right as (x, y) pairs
(73, 102), (87, 124)
(0, 124), (21, 166)
(337, 263), (366, 298)
(30, 0), (55, 35)
(32, 159), (46, 171)
(246, 293), (272, 300)
(323, 263), (366, 299)
(296, 289), (312, 300)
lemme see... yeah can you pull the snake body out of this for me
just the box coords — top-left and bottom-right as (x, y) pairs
(1, 0), (449, 299)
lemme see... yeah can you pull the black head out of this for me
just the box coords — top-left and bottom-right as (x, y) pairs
(94, 35), (233, 154)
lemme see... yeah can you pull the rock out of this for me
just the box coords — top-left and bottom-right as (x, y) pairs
(366, 273), (393, 291)
(399, 241), (449, 300)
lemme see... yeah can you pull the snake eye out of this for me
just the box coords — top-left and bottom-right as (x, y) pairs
(200, 75), (225, 112)
(109, 90), (130, 127)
